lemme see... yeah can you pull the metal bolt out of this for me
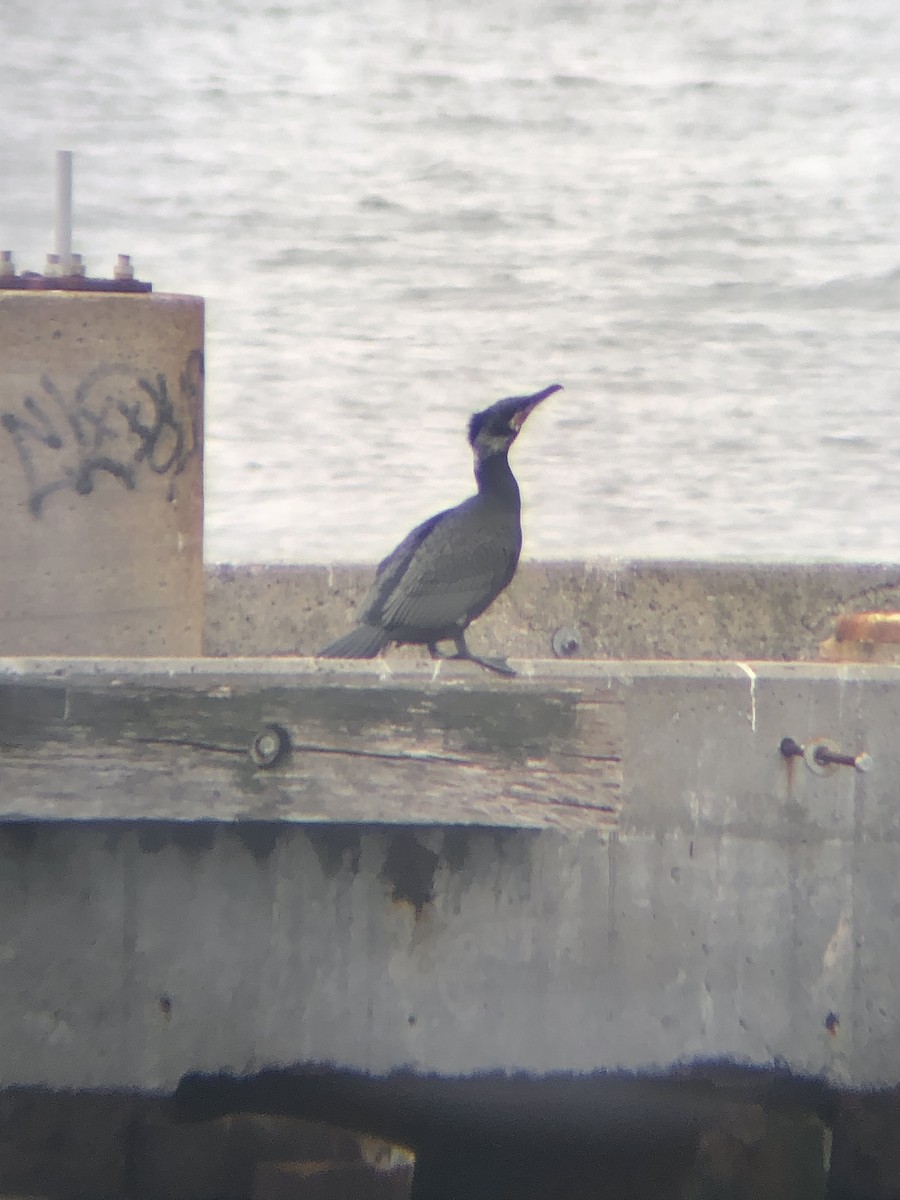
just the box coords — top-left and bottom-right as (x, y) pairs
(780, 736), (872, 775)
(780, 737), (803, 759)
(249, 724), (290, 769)
(552, 626), (581, 658)
(814, 746), (854, 768)
(814, 745), (873, 773)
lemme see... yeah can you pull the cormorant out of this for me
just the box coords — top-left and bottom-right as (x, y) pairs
(318, 383), (561, 676)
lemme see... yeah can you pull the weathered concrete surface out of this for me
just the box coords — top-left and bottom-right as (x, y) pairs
(204, 560), (900, 662)
(0, 291), (204, 656)
(7, 550), (900, 1198)
(1, 658), (898, 1098)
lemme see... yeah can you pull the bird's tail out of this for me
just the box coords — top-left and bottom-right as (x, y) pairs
(317, 624), (391, 659)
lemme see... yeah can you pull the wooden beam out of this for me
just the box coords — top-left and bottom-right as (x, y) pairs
(0, 659), (623, 830)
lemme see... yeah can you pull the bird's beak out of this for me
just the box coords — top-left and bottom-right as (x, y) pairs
(509, 383), (563, 430)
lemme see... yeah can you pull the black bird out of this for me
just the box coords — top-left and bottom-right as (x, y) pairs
(318, 383), (561, 676)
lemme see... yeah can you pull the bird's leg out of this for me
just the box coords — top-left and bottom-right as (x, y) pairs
(451, 634), (516, 678)
(427, 637), (516, 677)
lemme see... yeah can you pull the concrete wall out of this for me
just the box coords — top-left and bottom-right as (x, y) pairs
(2, 658), (898, 1096)
(6, 561), (900, 1197)
(204, 559), (900, 661)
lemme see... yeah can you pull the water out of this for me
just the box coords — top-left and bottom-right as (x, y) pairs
(1, 0), (899, 564)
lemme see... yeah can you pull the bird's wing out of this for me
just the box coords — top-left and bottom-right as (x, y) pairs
(363, 499), (520, 636)
(361, 510), (450, 614)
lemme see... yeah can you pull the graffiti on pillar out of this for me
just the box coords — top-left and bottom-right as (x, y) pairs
(1, 352), (203, 516)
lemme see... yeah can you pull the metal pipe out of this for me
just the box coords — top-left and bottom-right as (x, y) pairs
(55, 150), (73, 274)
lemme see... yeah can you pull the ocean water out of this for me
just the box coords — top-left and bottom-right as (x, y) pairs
(1, 0), (899, 564)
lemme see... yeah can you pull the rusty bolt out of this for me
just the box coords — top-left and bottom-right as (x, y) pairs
(813, 744), (872, 772)
(780, 737), (803, 759)
(780, 736), (872, 775)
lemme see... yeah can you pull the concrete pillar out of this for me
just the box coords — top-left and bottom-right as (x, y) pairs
(0, 291), (203, 655)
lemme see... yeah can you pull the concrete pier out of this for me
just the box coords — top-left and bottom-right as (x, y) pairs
(0, 650), (894, 1092)
(0, 291), (204, 656)
(3, 561), (900, 1197)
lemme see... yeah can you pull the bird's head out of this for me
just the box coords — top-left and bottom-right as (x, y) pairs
(467, 383), (562, 458)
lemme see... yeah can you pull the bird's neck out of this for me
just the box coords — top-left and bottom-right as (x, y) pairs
(474, 451), (520, 506)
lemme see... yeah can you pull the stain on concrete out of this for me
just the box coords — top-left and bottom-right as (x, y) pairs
(307, 827), (362, 878)
(441, 829), (470, 873)
(235, 822), (281, 862)
(0, 822), (39, 855)
(382, 832), (439, 914)
(137, 823), (216, 856)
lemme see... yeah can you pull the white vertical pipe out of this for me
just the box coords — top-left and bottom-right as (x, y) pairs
(55, 150), (73, 273)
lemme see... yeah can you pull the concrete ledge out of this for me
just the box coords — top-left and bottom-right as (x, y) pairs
(204, 560), (900, 661)
(1, 656), (899, 1091)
